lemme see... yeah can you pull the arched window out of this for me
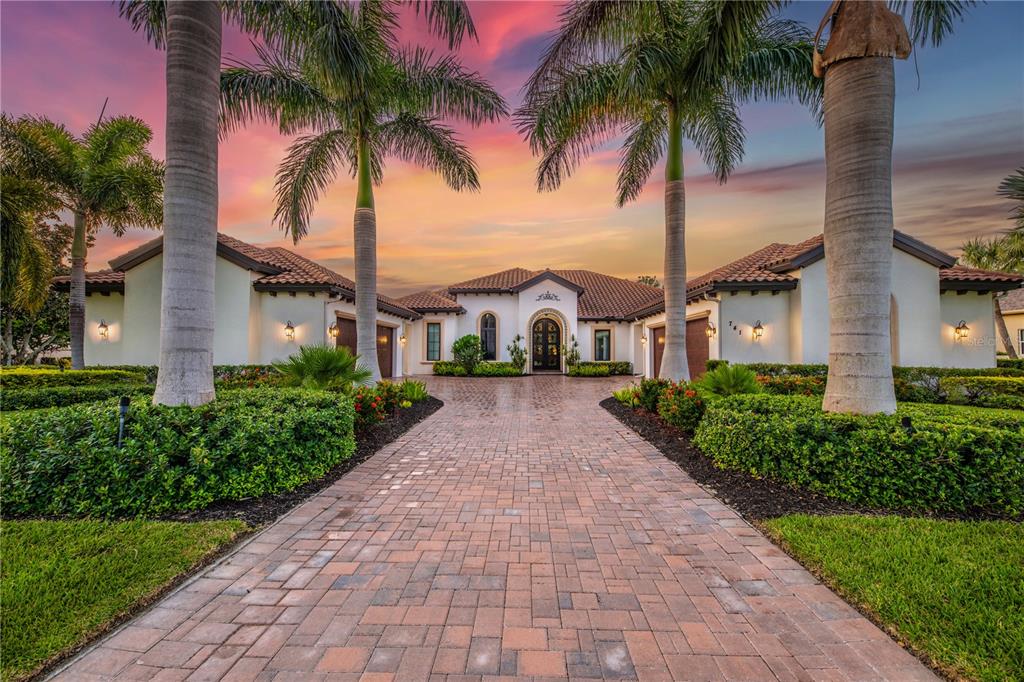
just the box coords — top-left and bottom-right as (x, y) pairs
(480, 313), (497, 361)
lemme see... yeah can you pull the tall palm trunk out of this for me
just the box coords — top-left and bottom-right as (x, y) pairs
(994, 297), (1018, 359)
(153, 0), (221, 406)
(660, 104), (689, 381)
(69, 211), (87, 369)
(354, 135), (381, 383)
(822, 55), (897, 414)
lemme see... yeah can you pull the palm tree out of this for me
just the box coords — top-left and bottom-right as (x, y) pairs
(997, 167), (1024, 233)
(273, 344), (372, 393)
(517, 1), (820, 381)
(220, 2), (505, 383)
(812, 0), (972, 414)
(0, 113), (163, 369)
(960, 229), (1024, 360)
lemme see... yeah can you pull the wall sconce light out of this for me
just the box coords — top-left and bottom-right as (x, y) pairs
(98, 319), (109, 340)
(705, 321), (717, 339)
(378, 334), (388, 344)
(328, 322), (338, 339)
(284, 320), (295, 341)
(752, 320), (764, 341)
(399, 334), (407, 347)
(954, 320), (970, 341)
(640, 335), (648, 346)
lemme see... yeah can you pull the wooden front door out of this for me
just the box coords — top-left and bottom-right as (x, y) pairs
(377, 325), (393, 379)
(651, 326), (665, 378)
(686, 317), (710, 379)
(532, 318), (561, 371)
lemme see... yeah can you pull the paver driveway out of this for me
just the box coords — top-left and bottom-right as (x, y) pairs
(55, 376), (933, 681)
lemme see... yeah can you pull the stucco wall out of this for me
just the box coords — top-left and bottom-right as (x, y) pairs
(939, 292), (997, 368)
(84, 293), (125, 366)
(719, 291), (791, 364)
(121, 254), (163, 364)
(257, 292), (324, 363)
(577, 322), (632, 364)
(455, 294), (519, 362)
(213, 257), (256, 365)
(892, 249), (942, 367)
(1000, 310), (1024, 356)
(791, 260), (829, 364)
(406, 313), (461, 371)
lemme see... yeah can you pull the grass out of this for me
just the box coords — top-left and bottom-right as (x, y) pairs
(0, 519), (246, 682)
(762, 515), (1024, 682)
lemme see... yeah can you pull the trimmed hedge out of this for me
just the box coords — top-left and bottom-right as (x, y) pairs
(574, 361), (632, 375)
(1, 384), (154, 412)
(758, 374), (825, 396)
(569, 363), (610, 377)
(432, 361), (467, 376)
(472, 362), (522, 377)
(940, 376), (1024, 410)
(693, 394), (1024, 515)
(0, 368), (145, 389)
(0, 388), (356, 518)
(997, 358), (1024, 371)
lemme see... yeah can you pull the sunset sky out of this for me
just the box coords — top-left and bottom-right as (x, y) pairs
(2, 1), (1022, 296)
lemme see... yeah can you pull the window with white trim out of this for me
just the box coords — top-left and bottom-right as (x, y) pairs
(594, 329), (611, 362)
(480, 313), (497, 361)
(426, 322), (441, 361)
(1018, 328), (1024, 356)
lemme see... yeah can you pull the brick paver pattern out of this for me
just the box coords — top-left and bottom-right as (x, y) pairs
(54, 376), (934, 681)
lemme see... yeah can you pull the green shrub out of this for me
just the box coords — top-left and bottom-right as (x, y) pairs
(432, 361), (467, 376)
(506, 334), (527, 373)
(701, 364), (761, 396)
(0, 389), (356, 518)
(213, 365), (277, 388)
(452, 334), (483, 374)
(272, 344), (371, 392)
(472, 362), (522, 377)
(997, 358), (1024, 371)
(575, 361), (632, 375)
(693, 394), (1024, 515)
(0, 368), (145, 388)
(562, 334), (581, 368)
(657, 382), (708, 434)
(940, 376), (1024, 410)
(637, 378), (669, 412)
(1, 384), (155, 412)
(705, 359), (729, 372)
(743, 363), (828, 377)
(896, 402), (1024, 432)
(400, 379), (429, 402)
(612, 385), (640, 408)
(758, 374), (826, 397)
(569, 363), (610, 377)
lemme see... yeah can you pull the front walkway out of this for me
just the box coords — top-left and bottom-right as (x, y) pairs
(55, 376), (933, 681)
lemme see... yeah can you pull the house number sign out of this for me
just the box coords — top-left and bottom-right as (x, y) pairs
(536, 291), (560, 302)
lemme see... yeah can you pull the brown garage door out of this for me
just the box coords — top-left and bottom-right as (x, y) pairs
(686, 316), (710, 379)
(336, 318), (394, 379)
(336, 317), (357, 356)
(651, 320), (709, 380)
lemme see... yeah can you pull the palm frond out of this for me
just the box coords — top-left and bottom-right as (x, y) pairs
(86, 155), (165, 234)
(376, 114), (480, 191)
(12, 231), (52, 314)
(1, 115), (79, 190)
(220, 51), (339, 135)
(301, 0), (382, 96)
(616, 108), (667, 207)
(274, 129), (353, 243)
(683, 91), (745, 183)
(82, 116), (153, 170)
(890, 0), (975, 47)
(117, 0), (166, 49)
(997, 167), (1024, 231)
(391, 48), (507, 125)
(693, 0), (778, 81)
(407, 0), (478, 49)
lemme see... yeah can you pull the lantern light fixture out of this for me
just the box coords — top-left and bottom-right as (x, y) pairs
(399, 333), (407, 347)
(640, 334), (648, 346)
(98, 319), (109, 340)
(705, 321), (717, 339)
(752, 320), (764, 341)
(328, 322), (339, 339)
(284, 320), (295, 341)
(954, 320), (970, 341)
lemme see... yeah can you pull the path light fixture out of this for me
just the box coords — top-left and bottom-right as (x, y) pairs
(328, 322), (338, 339)
(98, 319), (109, 340)
(954, 320), (970, 341)
(705, 321), (717, 339)
(752, 320), (764, 341)
(284, 320), (295, 341)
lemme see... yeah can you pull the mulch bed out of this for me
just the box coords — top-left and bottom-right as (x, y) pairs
(162, 396), (443, 527)
(601, 396), (883, 521)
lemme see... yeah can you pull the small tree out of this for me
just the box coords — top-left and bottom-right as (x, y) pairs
(452, 335), (483, 374)
(562, 334), (581, 368)
(506, 334), (527, 373)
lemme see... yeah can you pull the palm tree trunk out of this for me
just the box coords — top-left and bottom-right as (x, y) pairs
(659, 104), (689, 382)
(994, 296), (1018, 359)
(69, 211), (87, 369)
(153, 0), (221, 406)
(354, 135), (382, 383)
(822, 55), (896, 414)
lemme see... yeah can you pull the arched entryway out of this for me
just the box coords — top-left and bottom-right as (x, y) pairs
(531, 318), (562, 371)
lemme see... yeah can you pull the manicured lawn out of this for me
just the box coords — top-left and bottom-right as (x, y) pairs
(762, 515), (1024, 682)
(0, 519), (245, 682)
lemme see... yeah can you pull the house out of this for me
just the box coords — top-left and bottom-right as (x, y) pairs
(55, 234), (420, 377)
(395, 230), (1022, 377)
(61, 229), (1022, 377)
(997, 288), (1024, 357)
